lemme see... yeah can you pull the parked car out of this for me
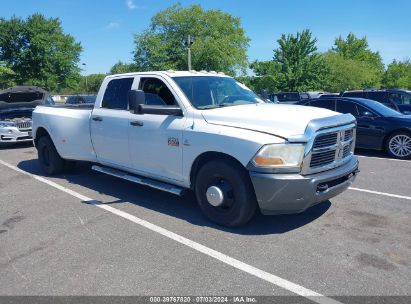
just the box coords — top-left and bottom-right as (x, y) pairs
(341, 89), (411, 114)
(269, 92), (310, 104)
(0, 86), (54, 146)
(319, 93), (339, 98)
(297, 97), (411, 159)
(65, 95), (96, 105)
(32, 71), (358, 226)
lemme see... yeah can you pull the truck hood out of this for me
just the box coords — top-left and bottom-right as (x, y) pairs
(201, 103), (340, 139)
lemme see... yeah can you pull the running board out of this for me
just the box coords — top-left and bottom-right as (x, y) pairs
(92, 165), (185, 196)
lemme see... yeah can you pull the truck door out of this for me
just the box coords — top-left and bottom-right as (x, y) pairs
(128, 76), (187, 182)
(91, 77), (136, 168)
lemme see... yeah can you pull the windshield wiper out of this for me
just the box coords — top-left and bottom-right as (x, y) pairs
(198, 103), (235, 110)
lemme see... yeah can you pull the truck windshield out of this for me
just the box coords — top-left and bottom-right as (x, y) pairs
(172, 76), (262, 109)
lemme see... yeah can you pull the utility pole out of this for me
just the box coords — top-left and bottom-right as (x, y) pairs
(82, 63), (88, 94)
(186, 35), (194, 71)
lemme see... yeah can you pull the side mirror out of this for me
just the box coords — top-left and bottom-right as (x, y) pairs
(362, 111), (375, 119)
(128, 90), (145, 113)
(138, 105), (182, 116)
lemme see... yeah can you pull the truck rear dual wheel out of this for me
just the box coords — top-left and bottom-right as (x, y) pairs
(37, 136), (75, 175)
(195, 159), (257, 227)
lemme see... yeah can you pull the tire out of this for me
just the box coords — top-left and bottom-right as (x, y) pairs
(194, 159), (257, 227)
(385, 131), (411, 160)
(37, 136), (65, 175)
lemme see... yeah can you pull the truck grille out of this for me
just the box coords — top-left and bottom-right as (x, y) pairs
(309, 127), (354, 169)
(17, 121), (32, 130)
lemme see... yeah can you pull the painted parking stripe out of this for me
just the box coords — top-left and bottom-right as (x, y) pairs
(356, 155), (411, 163)
(0, 159), (341, 304)
(349, 187), (411, 201)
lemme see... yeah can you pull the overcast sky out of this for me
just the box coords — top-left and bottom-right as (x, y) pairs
(2, 0), (411, 74)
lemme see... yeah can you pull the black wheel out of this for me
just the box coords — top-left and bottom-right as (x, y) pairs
(37, 136), (65, 175)
(385, 131), (411, 160)
(194, 159), (257, 227)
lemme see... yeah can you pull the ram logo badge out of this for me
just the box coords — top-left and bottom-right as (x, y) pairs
(168, 137), (179, 147)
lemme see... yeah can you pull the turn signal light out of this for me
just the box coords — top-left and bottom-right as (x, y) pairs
(254, 156), (285, 166)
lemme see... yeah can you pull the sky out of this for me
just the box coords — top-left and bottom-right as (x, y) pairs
(2, 0), (411, 75)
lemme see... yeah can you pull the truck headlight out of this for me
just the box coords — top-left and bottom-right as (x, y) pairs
(252, 143), (305, 169)
(0, 121), (16, 128)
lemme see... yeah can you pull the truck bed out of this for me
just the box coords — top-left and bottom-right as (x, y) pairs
(33, 105), (96, 162)
(46, 103), (95, 109)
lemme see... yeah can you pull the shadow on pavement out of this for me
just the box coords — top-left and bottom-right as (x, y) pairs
(355, 148), (393, 159)
(0, 142), (33, 150)
(17, 158), (331, 236)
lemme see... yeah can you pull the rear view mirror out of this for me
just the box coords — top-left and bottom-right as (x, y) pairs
(128, 90), (145, 113)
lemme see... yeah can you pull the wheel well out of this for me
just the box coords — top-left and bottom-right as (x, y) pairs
(189, 152), (246, 189)
(34, 127), (50, 148)
(383, 129), (411, 149)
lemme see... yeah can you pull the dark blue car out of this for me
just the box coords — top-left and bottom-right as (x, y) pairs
(341, 89), (411, 114)
(297, 97), (411, 159)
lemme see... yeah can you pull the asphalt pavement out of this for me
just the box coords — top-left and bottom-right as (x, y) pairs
(0, 143), (410, 301)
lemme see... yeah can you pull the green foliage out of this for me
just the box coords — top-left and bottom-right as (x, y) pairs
(0, 61), (16, 89)
(0, 14), (82, 92)
(110, 61), (138, 74)
(245, 61), (280, 93)
(322, 52), (379, 92)
(382, 60), (411, 89)
(250, 30), (327, 92)
(79, 73), (106, 93)
(331, 33), (384, 88)
(273, 29), (328, 91)
(133, 4), (250, 75)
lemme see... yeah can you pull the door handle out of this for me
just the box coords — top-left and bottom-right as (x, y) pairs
(92, 116), (103, 122)
(130, 121), (144, 127)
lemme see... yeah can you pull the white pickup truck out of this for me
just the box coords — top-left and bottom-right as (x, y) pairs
(32, 71), (359, 226)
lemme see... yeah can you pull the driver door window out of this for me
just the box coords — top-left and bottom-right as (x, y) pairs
(139, 77), (177, 106)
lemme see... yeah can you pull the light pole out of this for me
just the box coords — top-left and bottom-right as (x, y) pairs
(82, 63), (88, 94)
(185, 35), (194, 71)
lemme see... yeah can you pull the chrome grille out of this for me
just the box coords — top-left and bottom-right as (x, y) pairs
(313, 133), (338, 149)
(310, 150), (336, 168)
(17, 121), (32, 130)
(309, 127), (355, 169)
(343, 144), (352, 158)
(344, 129), (353, 141)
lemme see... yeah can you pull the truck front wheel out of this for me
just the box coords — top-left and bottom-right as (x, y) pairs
(37, 136), (65, 175)
(195, 159), (257, 227)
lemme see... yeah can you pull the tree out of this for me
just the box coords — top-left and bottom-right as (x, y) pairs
(79, 74), (106, 93)
(382, 60), (411, 89)
(110, 61), (138, 74)
(0, 61), (15, 89)
(322, 52), (379, 92)
(133, 4), (250, 75)
(272, 29), (328, 91)
(0, 14), (82, 91)
(245, 60), (280, 93)
(331, 33), (384, 87)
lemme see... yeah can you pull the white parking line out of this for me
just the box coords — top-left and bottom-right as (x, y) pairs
(357, 155), (411, 163)
(349, 187), (411, 201)
(0, 159), (341, 304)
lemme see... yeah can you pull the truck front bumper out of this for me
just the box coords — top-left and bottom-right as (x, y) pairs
(249, 156), (359, 215)
(0, 127), (33, 144)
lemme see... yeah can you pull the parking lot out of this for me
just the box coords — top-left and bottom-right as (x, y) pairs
(0, 143), (410, 302)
